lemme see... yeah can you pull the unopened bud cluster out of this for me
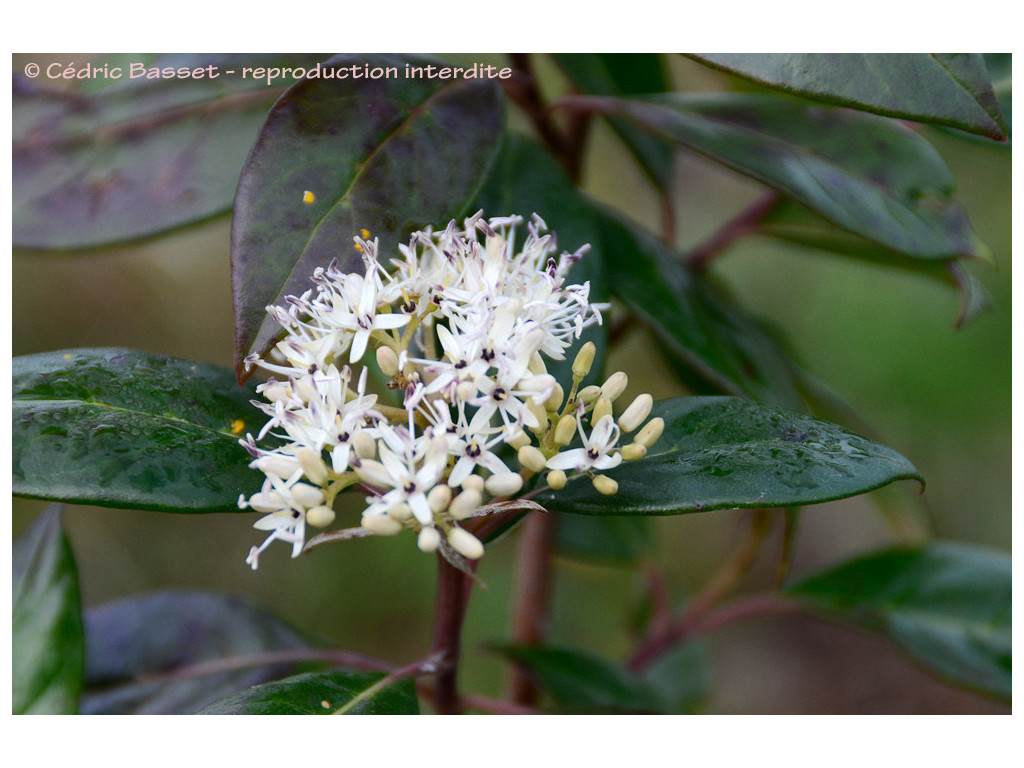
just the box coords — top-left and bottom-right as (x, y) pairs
(238, 212), (661, 568)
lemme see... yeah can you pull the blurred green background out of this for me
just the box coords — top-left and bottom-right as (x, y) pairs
(12, 54), (1011, 713)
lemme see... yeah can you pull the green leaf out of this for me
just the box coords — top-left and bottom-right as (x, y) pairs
(232, 53), (504, 379)
(495, 643), (707, 713)
(474, 134), (609, 389)
(13, 505), (84, 714)
(688, 53), (1007, 140)
(552, 53), (675, 188)
(13, 348), (262, 512)
(495, 645), (663, 712)
(787, 542), (1011, 701)
(636, 639), (710, 714)
(758, 199), (992, 327)
(583, 93), (986, 260)
(593, 207), (805, 409)
(538, 396), (922, 516)
(13, 53), (327, 250)
(81, 591), (315, 714)
(555, 514), (651, 565)
(197, 669), (419, 714)
(983, 53), (1012, 142)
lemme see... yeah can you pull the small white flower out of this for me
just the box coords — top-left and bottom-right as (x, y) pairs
(546, 414), (623, 473)
(358, 432), (449, 525)
(241, 210), (616, 566)
(447, 430), (512, 488)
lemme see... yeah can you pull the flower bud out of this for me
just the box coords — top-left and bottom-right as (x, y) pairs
(600, 371), (628, 403)
(526, 398), (548, 430)
(447, 527), (484, 560)
(297, 448), (328, 485)
(247, 491), (286, 513)
(528, 351), (548, 375)
(352, 431), (377, 459)
(354, 459), (392, 488)
(376, 345), (400, 378)
(592, 475), (619, 495)
(253, 454), (299, 479)
(546, 469), (567, 490)
(306, 505), (336, 528)
(544, 382), (564, 413)
(428, 484), (453, 513)
(577, 385), (601, 404)
(518, 445), (548, 473)
(521, 373), (557, 401)
(290, 482), (325, 509)
(591, 396), (613, 426)
(388, 502), (414, 522)
(618, 393), (654, 433)
(621, 442), (647, 461)
(635, 417), (665, 448)
(462, 474), (485, 492)
(485, 472), (524, 497)
(449, 488), (482, 520)
(503, 426), (531, 449)
(553, 414), (577, 446)
(572, 341), (596, 380)
(362, 513), (403, 536)
(417, 525), (441, 553)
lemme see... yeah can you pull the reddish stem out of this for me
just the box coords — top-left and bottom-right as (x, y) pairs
(629, 592), (797, 670)
(429, 554), (475, 714)
(508, 511), (557, 704)
(688, 191), (781, 272)
(628, 509), (774, 671)
(504, 54), (579, 181)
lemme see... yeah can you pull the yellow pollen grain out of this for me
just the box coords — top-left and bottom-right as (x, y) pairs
(354, 242), (363, 252)
(302, 190), (316, 204)
(230, 419), (245, 434)
(63, 353), (73, 359)
(360, 228), (371, 239)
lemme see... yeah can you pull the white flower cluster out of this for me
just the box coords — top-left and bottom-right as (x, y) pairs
(238, 212), (663, 569)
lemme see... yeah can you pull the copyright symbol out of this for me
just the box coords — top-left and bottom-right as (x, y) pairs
(24, 63), (40, 78)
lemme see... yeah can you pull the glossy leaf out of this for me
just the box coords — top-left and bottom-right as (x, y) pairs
(688, 53), (1007, 140)
(13, 53), (327, 249)
(582, 93), (986, 260)
(81, 590), (315, 714)
(555, 514), (651, 565)
(232, 53), (504, 379)
(758, 199), (992, 327)
(983, 53), (1012, 142)
(13, 505), (84, 714)
(593, 207), (805, 409)
(553, 53), (675, 188)
(496, 645), (662, 712)
(496, 644), (706, 713)
(13, 348), (262, 512)
(538, 396), (922, 516)
(197, 669), (419, 714)
(787, 542), (1011, 701)
(474, 134), (608, 390)
(636, 639), (710, 714)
